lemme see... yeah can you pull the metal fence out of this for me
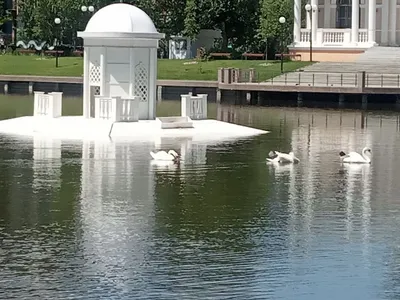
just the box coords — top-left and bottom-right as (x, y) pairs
(264, 71), (400, 88)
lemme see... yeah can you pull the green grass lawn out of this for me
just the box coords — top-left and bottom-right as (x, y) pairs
(0, 54), (312, 81)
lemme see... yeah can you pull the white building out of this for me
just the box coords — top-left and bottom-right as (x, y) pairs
(289, 0), (400, 61)
(168, 29), (222, 59)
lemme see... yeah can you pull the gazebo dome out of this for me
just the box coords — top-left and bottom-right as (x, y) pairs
(82, 3), (163, 38)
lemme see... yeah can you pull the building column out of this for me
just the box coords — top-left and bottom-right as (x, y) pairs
(351, 0), (359, 44)
(83, 46), (90, 119)
(368, 0), (376, 44)
(381, 0), (389, 44)
(389, 0), (397, 45)
(324, 0), (331, 28)
(293, 0), (301, 43)
(311, 0), (318, 43)
(148, 48), (157, 120)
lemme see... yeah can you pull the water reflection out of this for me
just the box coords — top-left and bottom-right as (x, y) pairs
(79, 138), (156, 290)
(153, 136), (208, 182)
(32, 137), (62, 192)
(341, 163), (372, 265)
(3, 102), (400, 298)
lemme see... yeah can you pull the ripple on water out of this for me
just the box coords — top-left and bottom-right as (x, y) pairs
(1, 105), (400, 298)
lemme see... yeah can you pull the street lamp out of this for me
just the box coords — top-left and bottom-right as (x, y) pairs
(80, 6), (94, 49)
(54, 18), (61, 68)
(278, 16), (286, 73)
(305, 3), (317, 62)
(81, 5), (95, 12)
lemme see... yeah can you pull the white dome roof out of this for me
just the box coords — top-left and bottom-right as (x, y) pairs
(85, 3), (158, 34)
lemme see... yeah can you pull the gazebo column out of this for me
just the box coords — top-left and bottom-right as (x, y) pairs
(351, 0), (359, 44)
(148, 47), (157, 120)
(368, 0), (376, 44)
(129, 48), (135, 97)
(389, 0), (397, 45)
(83, 47), (90, 118)
(100, 47), (107, 96)
(293, 0), (301, 44)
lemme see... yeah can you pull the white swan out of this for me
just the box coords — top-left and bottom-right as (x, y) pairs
(339, 147), (371, 164)
(266, 150), (300, 164)
(150, 150), (179, 161)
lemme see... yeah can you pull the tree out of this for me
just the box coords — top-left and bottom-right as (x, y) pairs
(0, 6), (11, 29)
(259, 0), (293, 56)
(188, 0), (261, 52)
(183, 0), (199, 39)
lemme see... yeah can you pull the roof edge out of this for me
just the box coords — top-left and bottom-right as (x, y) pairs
(77, 31), (165, 40)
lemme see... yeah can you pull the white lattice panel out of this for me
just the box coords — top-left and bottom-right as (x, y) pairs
(94, 86), (100, 96)
(89, 64), (101, 85)
(134, 62), (149, 103)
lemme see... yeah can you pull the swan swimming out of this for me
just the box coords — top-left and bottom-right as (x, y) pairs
(150, 150), (179, 161)
(266, 150), (300, 164)
(339, 147), (371, 164)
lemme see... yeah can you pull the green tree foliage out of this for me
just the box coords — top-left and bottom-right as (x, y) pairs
(259, 0), (293, 56)
(183, 0), (199, 39)
(192, 0), (260, 51)
(259, 0), (292, 40)
(134, 0), (186, 37)
(0, 5), (11, 28)
(15, 0), (293, 54)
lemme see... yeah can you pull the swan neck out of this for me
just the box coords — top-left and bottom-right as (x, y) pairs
(362, 149), (371, 162)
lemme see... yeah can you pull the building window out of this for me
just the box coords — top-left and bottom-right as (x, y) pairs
(336, 0), (351, 28)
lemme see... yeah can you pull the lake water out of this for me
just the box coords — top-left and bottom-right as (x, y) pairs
(1, 95), (400, 299)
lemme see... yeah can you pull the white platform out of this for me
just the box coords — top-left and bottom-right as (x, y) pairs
(0, 116), (268, 142)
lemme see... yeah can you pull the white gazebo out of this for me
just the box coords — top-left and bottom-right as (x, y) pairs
(77, 3), (165, 120)
(0, 3), (268, 140)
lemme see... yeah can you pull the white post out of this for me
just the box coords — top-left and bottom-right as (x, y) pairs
(351, 0), (359, 44)
(389, 0), (397, 45)
(197, 94), (208, 119)
(83, 47), (90, 118)
(323, 0), (331, 28)
(368, 0), (376, 44)
(181, 94), (191, 118)
(49, 92), (63, 118)
(111, 96), (120, 122)
(311, 0), (318, 43)
(148, 48), (157, 120)
(94, 96), (100, 119)
(100, 47), (107, 96)
(293, 0), (301, 43)
(33, 91), (46, 117)
(381, 0), (389, 45)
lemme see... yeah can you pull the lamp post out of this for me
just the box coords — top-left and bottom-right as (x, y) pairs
(305, 3), (317, 62)
(278, 16), (286, 73)
(80, 5), (94, 48)
(54, 17), (61, 68)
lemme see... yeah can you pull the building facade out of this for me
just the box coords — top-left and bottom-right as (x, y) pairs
(289, 0), (400, 61)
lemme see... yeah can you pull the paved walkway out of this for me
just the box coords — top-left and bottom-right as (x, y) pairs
(266, 46), (400, 88)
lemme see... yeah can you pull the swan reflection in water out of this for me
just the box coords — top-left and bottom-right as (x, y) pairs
(150, 137), (208, 175)
(341, 161), (372, 266)
(150, 160), (179, 171)
(267, 160), (295, 176)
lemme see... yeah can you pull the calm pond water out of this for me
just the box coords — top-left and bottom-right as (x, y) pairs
(1, 95), (400, 299)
